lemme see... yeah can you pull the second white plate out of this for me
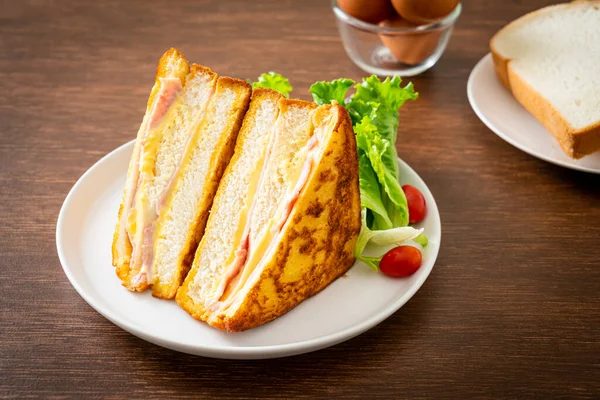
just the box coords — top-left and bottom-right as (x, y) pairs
(468, 53), (600, 174)
(56, 140), (441, 359)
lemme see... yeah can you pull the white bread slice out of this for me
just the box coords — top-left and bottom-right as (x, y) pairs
(490, 1), (600, 159)
(112, 48), (189, 290)
(124, 64), (218, 291)
(151, 77), (251, 299)
(177, 100), (361, 332)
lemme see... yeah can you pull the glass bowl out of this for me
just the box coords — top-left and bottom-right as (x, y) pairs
(332, 0), (462, 76)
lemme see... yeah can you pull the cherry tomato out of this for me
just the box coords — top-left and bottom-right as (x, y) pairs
(402, 184), (426, 224)
(379, 245), (422, 278)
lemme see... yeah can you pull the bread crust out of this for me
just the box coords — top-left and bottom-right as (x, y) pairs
(214, 104), (361, 332)
(490, 1), (600, 159)
(152, 76), (251, 299)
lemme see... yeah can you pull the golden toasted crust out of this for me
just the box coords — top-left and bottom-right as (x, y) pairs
(215, 104), (361, 332)
(490, 51), (511, 91)
(187, 63), (216, 81)
(147, 48), (188, 108)
(112, 202), (131, 281)
(111, 48), (189, 290)
(152, 76), (252, 299)
(489, 3), (600, 158)
(176, 87), (284, 316)
(279, 97), (318, 111)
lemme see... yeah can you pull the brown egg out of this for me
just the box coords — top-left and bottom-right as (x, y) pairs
(338, 0), (393, 24)
(391, 0), (459, 24)
(378, 16), (443, 65)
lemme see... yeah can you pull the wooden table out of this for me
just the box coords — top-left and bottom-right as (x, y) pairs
(2, 0), (599, 398)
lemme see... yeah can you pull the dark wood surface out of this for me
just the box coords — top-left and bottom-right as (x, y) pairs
(2, 0), (599, 398)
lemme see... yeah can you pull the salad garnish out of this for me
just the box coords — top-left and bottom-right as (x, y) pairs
(250, 72), (293, 98)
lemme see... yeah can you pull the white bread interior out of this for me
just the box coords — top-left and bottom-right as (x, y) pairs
(151, 76), (251, 299)
(490, 1), (600, 158)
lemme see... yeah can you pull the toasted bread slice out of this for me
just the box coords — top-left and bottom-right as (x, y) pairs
(490, 1), (600, 158)
(112, 48), (189, 289)
(151, 76), (251, 299)
(177, 100), (361, 331)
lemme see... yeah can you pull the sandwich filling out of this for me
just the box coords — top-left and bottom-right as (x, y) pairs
(204, 107), (335, 313)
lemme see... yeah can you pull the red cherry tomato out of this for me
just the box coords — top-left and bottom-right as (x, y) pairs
(379, 245), (422, 278)
(402, 184), (426, 224)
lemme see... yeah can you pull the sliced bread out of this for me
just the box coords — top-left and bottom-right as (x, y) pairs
(490, 1), (600, 159)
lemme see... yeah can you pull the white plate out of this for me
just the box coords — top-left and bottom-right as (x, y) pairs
(467, 53), (600, 174)
(56, 140), (441, 359)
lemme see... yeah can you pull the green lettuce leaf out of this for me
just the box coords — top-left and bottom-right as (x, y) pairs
(349, 76), (417, 146)
(380, 189), (407, 229)
(251, 72), (293, 97)
(358, 151), (392, 229)
(354, 116), (409, 227)
(354, 210), (422, 271)
(346, 99), (378, 126)
(352, 76), (418, 113)
(413, 233), (429, 247)
(309, 78), (355, 106)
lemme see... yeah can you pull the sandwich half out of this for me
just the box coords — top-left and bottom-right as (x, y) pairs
(112, 48), (251, 297)
(176, 94), (361, 331)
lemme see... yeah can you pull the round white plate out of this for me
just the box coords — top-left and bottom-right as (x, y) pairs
(56, 140), (441, 359)
(467, 53), (600, 174)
